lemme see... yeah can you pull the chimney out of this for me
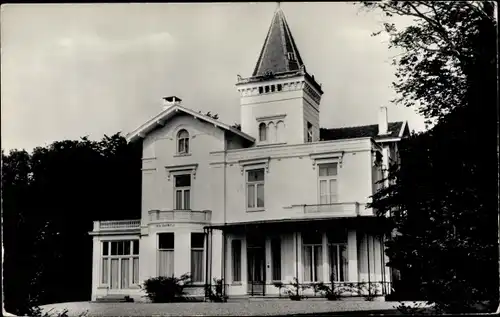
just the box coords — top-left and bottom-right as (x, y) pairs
(162, 96), (182, 110)
(378, 106), (388, 135)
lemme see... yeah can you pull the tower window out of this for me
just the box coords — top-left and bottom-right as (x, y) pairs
(287, 52), (295, 61)
(259, 87), (263, 94)
(259, 123), (267, 142)
(271, 85), (275, 92)
(307, 122), (313, 143)
(265, 86), (270, 93)
(277, 84), (282, 91)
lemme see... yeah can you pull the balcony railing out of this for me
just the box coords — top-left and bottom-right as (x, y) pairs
(304, 202), (360, 215)
(94, 219), (141, 231)
(148, 209), (211, 223)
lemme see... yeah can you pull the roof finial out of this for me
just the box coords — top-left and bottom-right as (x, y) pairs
(276, 2), (281, 10)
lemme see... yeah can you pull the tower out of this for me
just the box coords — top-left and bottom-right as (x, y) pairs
(236, 5), (324, 145)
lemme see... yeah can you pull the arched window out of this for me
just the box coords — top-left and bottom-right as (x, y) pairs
(258, 123), (267, 142)
(276, 121), (285, 143)
(268, 122), (276, 143)
(177, 129), (190, 154)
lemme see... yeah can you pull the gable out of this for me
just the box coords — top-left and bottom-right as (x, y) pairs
(126, 104), (255, 144)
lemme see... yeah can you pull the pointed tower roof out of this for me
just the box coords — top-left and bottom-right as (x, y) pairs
(252, 6), (305, 77)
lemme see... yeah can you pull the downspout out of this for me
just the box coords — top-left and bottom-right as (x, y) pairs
(222, 138), (228, 298)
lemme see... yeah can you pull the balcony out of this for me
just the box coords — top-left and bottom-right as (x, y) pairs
(91, 219), (141, 234)
(286, 202), (372, 219)
(148, 209), (212, 224)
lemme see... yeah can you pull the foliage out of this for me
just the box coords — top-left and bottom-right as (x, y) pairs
(141, 274), (192, 303)
(361, 1), (498, 313)
(273, 281), (285, 297)
(284, 278), (309, 301)
(231, 123), (242, 131)
(395, 301), (428, 316)
(313, 282), (342, 301)
(360, 1), (496, 124)
(205, 278), (228, 302)
(198, 110), (219, 120)
(2, 133), (142, 315)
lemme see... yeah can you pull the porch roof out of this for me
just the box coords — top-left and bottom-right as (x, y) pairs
(205, 215), (390, 233)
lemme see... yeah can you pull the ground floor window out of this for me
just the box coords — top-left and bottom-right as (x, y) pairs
(101, 240), (139, 289)
(231, 240), (242, 282)
(302, 232), (323, 282)
(271, 237), (281, 281)
(327, 230), (348, 282)
(158, 233), (175, 277)
(191, 233), (204, 283)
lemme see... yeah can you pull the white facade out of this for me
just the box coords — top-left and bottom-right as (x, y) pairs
(89, 6), (408, 301)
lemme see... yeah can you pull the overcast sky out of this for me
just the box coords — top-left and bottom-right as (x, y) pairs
(1, 3), (426, 152)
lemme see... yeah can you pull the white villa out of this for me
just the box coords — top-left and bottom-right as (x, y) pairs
(90, 6), (409, 301)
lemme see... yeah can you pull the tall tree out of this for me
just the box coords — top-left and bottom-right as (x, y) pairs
(2, 133), (142, 315)
(361, 1), (498, 313)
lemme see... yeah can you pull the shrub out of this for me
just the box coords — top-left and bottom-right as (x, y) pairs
(141, 273), (192, 303)
(205, 278), (228, 302)
(313, 282), (342, 301)
(273, 282), (284, 298)
(284, 277), (309, 301)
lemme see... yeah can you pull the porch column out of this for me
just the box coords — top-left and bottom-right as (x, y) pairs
(322, 232), (329, 283)
(347, 229), (359, 282)
(265, 236), (272, 288)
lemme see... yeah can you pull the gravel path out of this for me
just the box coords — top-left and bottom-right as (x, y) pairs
(39, 300), (427, 316)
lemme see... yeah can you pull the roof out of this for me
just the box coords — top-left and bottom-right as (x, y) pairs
(320, 121), (408, 141)
(252, 7), (305, 77)
(126, 104), (256, 143)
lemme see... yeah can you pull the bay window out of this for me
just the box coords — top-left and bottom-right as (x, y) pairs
(101, 240), (139, 289)
(158, 233), (174, 277)
(191, 232), (204, 283)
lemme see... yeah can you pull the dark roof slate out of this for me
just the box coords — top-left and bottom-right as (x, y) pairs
(252, 7), (305, 77)
(320, 122), (405, 141)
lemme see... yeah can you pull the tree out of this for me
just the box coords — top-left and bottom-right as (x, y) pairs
(361, 1), (498, 313)
(2, 133), (142, 315)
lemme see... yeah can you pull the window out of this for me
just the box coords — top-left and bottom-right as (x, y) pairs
(246, 169), (265, 210)
(287, 52), (295, 61)
(327, 231), (348, 282)
(259, 86), (263, 94)
(231, 240), (242, 282)
(271, 85), (275, 92)
(319, 163), (338, 204)
(101, 240), (139, 289)
(158, 233), (174, 277)
(307, 122), (313, 143)
(191, 233), (204, 283)
(302, 232), (322, 282)
(177, 129), (190, 154)
(174, 174), (191, 210)
(265, 86), (270, 93)
(271, 237), (281, 281)
(277, 84), (282, 91)
(258, 122), (267, 142)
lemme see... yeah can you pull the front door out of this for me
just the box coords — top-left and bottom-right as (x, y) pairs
(247, 245), (265, 295)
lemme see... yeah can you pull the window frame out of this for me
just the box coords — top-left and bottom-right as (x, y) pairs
(176, 129), (190, 155)
(302, 232), (323, 283)
(258, 122), (267, 142)
(174, 174), (191, 210)
(100, 240), (139, 289)
(190, 232), (205, 284)
(307, 121), (313, 143)
(246, 168), (265, 212)
(318, 163), (338, 205)
(157, 232), (175, 277)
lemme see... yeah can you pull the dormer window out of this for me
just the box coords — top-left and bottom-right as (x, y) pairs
(177, 129), (190, 154)
(259, 123), (267, 142)
(287, 52), (295, 61)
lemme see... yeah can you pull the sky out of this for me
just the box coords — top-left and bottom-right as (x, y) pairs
(1, 3), (426, 152)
